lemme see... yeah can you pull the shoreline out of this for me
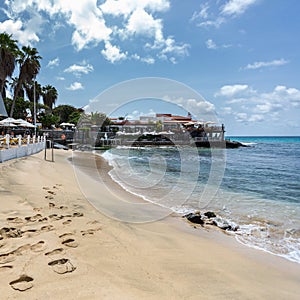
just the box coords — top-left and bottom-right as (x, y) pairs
(0, 150), (299, 299)
(98, 149), (300, 265)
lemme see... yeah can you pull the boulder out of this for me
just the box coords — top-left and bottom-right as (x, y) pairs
(184, 212), (204, 225)
(204, 211), (216, 218)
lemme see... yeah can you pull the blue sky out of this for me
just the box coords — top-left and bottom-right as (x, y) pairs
(0, 0), (299, 135)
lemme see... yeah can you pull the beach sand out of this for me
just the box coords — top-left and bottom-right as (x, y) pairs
(0, 149), (299, 299)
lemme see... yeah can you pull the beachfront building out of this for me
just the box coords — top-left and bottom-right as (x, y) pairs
(108, 113), (225, 146)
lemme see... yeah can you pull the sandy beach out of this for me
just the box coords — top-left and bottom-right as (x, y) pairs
(0, 150), (299, 299)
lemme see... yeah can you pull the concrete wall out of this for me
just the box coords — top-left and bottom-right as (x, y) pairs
(0, 142), (45, 163)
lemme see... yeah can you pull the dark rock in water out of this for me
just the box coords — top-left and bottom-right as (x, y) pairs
(184, 212), (204, 225)
(212, 218), (239, 231)
(204, 211), (216, 219)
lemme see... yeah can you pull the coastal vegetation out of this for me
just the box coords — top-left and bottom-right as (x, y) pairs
(0, 32), (115, 132)
(0, 32), (58, 125)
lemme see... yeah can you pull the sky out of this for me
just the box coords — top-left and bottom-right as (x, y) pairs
(0, 0), (299, 136)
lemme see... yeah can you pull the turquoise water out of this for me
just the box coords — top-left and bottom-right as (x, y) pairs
(228, 136), (300, 144)
(102, 136), (300, 263)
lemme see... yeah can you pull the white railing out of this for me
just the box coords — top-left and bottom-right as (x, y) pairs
(0, 135), (46, 163)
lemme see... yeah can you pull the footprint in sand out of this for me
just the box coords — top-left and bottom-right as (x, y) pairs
(47, 191), (56, 195)
(45, 248), (64, 256)
(9, 275), (34, 291)
(0, 265), (13, 272)
(81, 228), (102, 236)
(49, 202), (55, 208)
(62, 238), (78, 248)
(40, 225), (54, 232)
(87, 220), (101, 225)
(6, 217), (24, 224)
(14, 244), (31, 255)
(24, 214), (43, 223)
(62, 219), (72, 225)
(33, 207), (42, 212)
(23, 228), (38, 234)
(42, 186), (50, 190)
(48, 258), (76, 274)
(0, 227), (23, 239)
(0, 252), (16, 264)
(72, 212), (84, 217)
(48, 214), (64, 221)
(30, 241), (46, 253)
(59, 233), (79, 248)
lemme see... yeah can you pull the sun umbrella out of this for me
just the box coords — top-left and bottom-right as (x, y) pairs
(15, 120), (35, 128)
(0, 122), (17, 127)
(0, 117), (17, 124)
(60, 122), (75, 127)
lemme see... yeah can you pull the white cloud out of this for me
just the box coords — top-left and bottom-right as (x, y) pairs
(206, 39), (217, 49)
(56, 76), (65, 81)
(1, 0), (187, 63)
(154, 37), (189, 63)
(191, 2), (210, 22)
(248, 114), (264, 122)
(125, 8), (163, 41)
(66, 82), (84, 91)
(126, 108), (157, 120)
(244, 58), (289, 70)
(216, 84), (251, 97)
(0, 17), (41, 45)
(262, 85), (300, 107)
(141, 57), (155, 64)
(172, 97), (216, 120)
(64, 62), (94, 77)
(191, 0), (259, 29)
(100, 0), (170, 17)
(218, 84), (300, 124)
(196, 17), (225, 28)
(101, 42), (127, 63)
(131, 53), (155, 64)
(221, 0), (258, 17)
(47, 57), (59, 68)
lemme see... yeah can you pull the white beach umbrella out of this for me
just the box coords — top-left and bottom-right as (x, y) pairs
(20, 121), (35, 128)
(0, 117), (17, 124)
(60, 122), (75, 127)
(0, 122), (17, 127)
(13, 119), (35, 128)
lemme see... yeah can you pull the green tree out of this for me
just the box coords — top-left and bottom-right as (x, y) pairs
(10, 46), (42, 117)
(68, 110), (82, 125)
(42, 84), (58, 112)
(39, 114), (60, 129)
(52, 104), (80, 124)
(0, 33), (19, 99)
(4, 97), (30, 119)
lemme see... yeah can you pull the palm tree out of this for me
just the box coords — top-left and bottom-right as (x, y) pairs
(0, 33), (19, 98)
(10, 46), (41, 117)
(42, 84), (58, 112)
(10, 77), (24, 98)
(24, 80), (42, 103)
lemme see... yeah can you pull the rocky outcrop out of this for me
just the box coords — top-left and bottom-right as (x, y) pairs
(183, 211), (239, 232)
(184, 212), (204, 225)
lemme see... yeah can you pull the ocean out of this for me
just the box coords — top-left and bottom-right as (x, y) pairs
(101, 136), (300, 264)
